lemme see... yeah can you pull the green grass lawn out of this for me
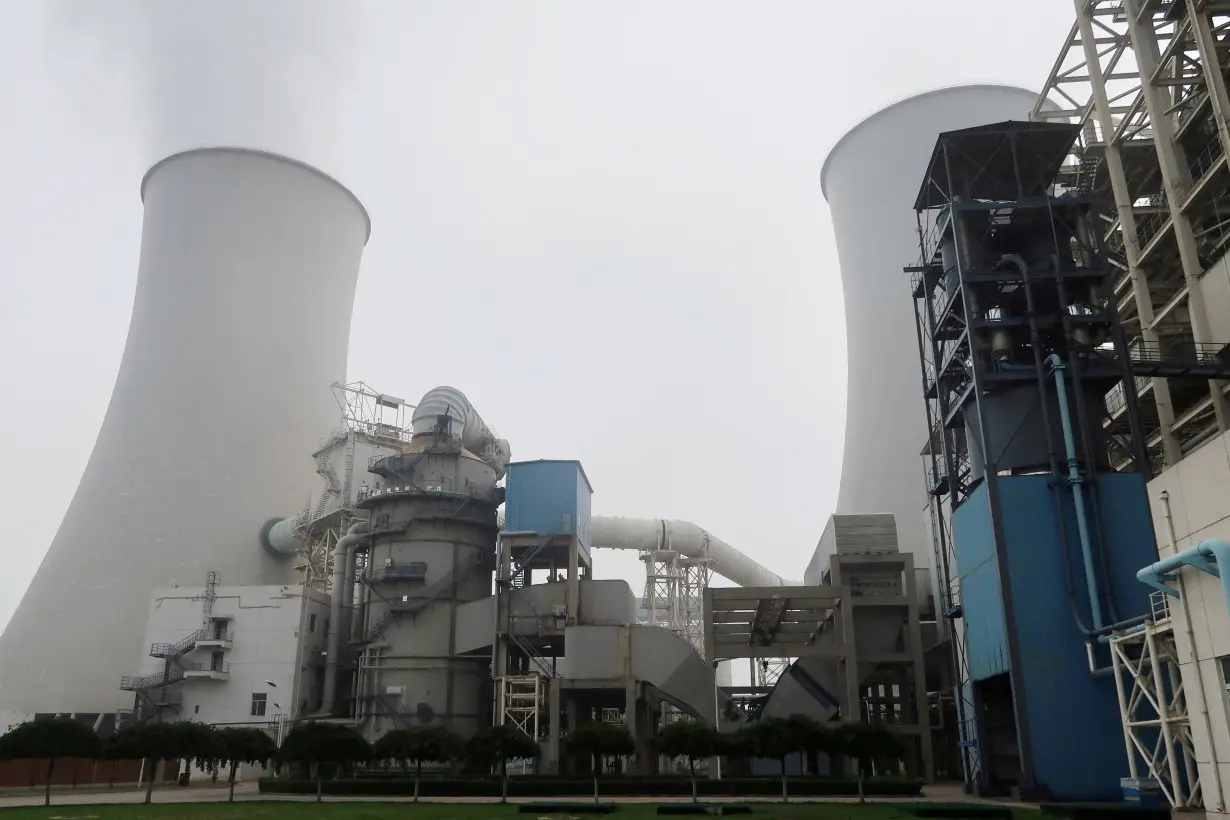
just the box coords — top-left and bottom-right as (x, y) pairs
(0, 802), (984, 820)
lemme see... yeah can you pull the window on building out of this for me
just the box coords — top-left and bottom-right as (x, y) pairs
(309, 613), (317, 633)
(251, 693), (267, 717)
(1220, 656), (1230, 718)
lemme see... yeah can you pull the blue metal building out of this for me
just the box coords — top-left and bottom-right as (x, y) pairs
(504, 460), (594, 563)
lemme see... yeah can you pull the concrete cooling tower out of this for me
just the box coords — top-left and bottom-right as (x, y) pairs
(821, 85), (1039, 570)
(0, 148), (369, 720)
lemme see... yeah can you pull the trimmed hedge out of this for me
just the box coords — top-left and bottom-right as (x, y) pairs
(259, 775), (923, 798)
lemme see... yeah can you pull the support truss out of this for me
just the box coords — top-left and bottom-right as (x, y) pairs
(497, 674), (546, 741)
(1109, 594), (1202, 809)
(1034, 0), (1230, 472)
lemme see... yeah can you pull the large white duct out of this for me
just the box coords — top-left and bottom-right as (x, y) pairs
(412, 386), (511, 479)
(822, 85), (1040, 572)
(590, 517), (793, 588)
(0, 148), (369, 716)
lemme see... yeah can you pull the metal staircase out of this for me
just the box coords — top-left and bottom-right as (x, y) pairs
(507, 631), (554, 678)
(363, 552), (490, 644)
(505, 536), (552, 589)
(149, 629), (202, 660)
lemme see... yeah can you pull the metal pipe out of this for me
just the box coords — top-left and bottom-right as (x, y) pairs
(1003, 254), (1099, 655)
(322, 521), (369, 715)
(1046, 354), (1104, 629)
(1048, 253), (1124, 623)
(1159, 490), (1225, 811)
(591, 517), (797, 588)
(1136, 539), (1230, 607)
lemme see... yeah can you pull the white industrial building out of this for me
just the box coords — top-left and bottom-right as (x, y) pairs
(120, 580), (329, 734)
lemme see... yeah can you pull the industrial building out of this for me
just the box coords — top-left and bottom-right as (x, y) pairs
(15, 1), (1230, 805)
(0, 134), (939, 776)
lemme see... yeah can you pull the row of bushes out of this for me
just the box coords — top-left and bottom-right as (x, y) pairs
(258, 775), (924, 798)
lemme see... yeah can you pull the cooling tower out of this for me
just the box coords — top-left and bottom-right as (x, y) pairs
(821, 85), (1039, 569)
(0, 148), (369, 718)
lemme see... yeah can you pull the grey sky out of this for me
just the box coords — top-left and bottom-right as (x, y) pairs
(0, 1), (1073, 632)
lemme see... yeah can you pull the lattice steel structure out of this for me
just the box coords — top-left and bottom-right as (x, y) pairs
(1109, 593), (1201, 808)
(640, 542), (713, 659)
(293, 382), (413, 589)
(1033, 0), (1230, 473)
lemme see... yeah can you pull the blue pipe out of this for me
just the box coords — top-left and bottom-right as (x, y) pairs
(1137, 539), (1229, 612)
(1046, 354), (1104, 629)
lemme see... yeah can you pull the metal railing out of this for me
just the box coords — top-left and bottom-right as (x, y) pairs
(121, 667), (185, 691)
(197, 627), (234, 643)
(182, 660), (231, 674)
(150, 629), (202, 659)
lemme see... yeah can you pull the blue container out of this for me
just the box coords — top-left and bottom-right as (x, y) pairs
(505, 460), (594, 559)
(1120, 777), (1163, 808)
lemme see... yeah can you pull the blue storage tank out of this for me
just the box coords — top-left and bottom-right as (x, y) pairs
(505, 460), (594, 560)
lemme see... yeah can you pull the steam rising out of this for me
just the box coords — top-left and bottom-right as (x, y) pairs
(49, 0), (361, 167)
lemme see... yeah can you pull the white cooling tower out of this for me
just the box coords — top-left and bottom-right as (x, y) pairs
(822, 85), (1039, 568)
(0, 148), (369, 717)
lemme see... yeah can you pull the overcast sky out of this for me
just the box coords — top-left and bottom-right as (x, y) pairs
(0, 1), (1074, 633)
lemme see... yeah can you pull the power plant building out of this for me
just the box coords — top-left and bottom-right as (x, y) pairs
(13, 4), (1230, 806)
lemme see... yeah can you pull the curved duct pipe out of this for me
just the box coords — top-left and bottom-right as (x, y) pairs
(1046, 354), (1104, 630)
(262, 514), (304, 556)
(413, 386), (511, 479)
(1001, 256), (1145, 673)
(1049, 254), (1124, 624)
(590, 517), (796, 588)
(1137, 538), (1230, 607)
(322, 521), (370, 715)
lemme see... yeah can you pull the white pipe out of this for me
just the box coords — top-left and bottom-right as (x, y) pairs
(322, 521), (369, 715)
(590, 517), (796, 588)
(1159, 490), (1225, 811)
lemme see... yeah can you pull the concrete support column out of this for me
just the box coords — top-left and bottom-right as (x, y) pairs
(547, 677), (561, 774)
(567, 537), (580, 625)
(904, 559), (936, 782)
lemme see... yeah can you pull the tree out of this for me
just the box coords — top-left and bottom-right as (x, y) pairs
(834, 722), (905, 803)
(0, 717), (101, 807)
(652, 720), (722, 802)
(465, 724), (540, 804)
(372, 726), (462, 803)
(278, 722), (370, 803)
(114, 721), (215, 804)
(563, 722), (635, 803)
(211, 727), (278, 802)
(735, 715), (818, 803)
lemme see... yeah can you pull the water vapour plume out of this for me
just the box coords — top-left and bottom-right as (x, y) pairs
(48, 0), (362, 167)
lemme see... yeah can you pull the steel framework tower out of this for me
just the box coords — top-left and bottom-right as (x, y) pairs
(1033, 0), (1230, 472)
(0, 147), (370, 720)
